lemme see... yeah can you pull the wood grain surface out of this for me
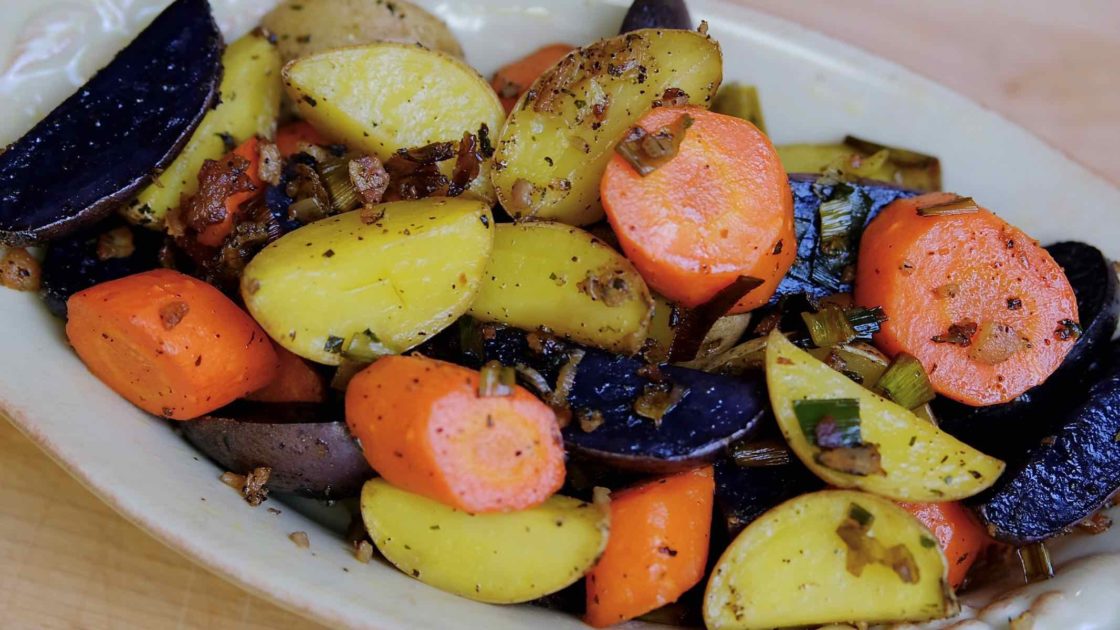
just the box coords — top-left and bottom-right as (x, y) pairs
(1, 2), (1117, 628)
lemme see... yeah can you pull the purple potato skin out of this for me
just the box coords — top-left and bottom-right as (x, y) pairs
(181, 415), (373, 499)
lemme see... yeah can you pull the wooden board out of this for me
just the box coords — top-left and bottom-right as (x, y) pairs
(1, 1), (1116, 628)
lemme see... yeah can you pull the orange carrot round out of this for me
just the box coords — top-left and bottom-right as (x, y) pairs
(855, 192), (1078, 406)
(345, 356), (565, 513)
(196, 137), (264, 247)
(275, 120), (329, 157)
(65, 269), (277, 420)
(585, 467), (715, 628)
(897, 501), (990, 589)
(601, 106), (795, 313)
(246, 344), (325, 403)
(491, 43), (574, 113)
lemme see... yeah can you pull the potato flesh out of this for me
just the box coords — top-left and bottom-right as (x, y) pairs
(467, 222), (653, 354)
(360, 479), (610, 604)
(492, 29), (722, 225)
(704, 490), (957, 629)
(283, 43), (503, 201)
(123, 31), (281, 227)
(765, 331), (1005, 501)
(240, 199), (493, 364)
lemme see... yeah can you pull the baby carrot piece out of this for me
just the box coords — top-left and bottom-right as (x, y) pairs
(196, 137), (264, 247)
(855, 192), (1078, 406)
(345, 356), (565, 513)
(585, 467), (715, 628)
(246, 344), (325, 403)
(898, 501), (991, 589)
(275, 120), (329, 157)
(601, 106), (795, 313)
(65, 269), (277, 420)
(491, 43), (574, 113)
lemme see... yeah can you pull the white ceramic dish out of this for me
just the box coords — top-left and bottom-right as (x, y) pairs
(2, 1), (1120, 629)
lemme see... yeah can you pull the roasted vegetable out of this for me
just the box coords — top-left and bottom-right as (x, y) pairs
(978, 361), (1120, 543)
(491, 44), (576, 114)
(284, 43), (502, 201)
(777, 135), (941, 192)
(360, 478), (609, 604)
(775, 174), (917, 301)
(262, 0), (463, 64)
(0, 0), (222, 245)
(241, 199), (493, 364)
(467, 222), (654, 354)
(766, 330), (1004, 501)
(713, 452), (822, 536)
(39, 219), (163, 318)
(492, 28), (722, 225)
(704, 490), (958, 629)
(180, 402), (370, 498)
(711, 83), (766, 133)
(619, 0), (693, 32)
(122, 29), (281, 228)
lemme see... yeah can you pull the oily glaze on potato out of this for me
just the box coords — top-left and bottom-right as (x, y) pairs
(492, 29), (722, 225)
(360, 479), (610, 604)
(122, 30), (282, 228)
(765, 331), (1005, 501)
(704, 490), (957, 629)
(241, 199), (493, 364)
(283, 43), (503, 201)
(262, 0), (463, 64)
(467, 222), (653, 354)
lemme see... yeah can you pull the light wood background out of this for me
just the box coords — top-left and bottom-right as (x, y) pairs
(2, 2), (1117, 628)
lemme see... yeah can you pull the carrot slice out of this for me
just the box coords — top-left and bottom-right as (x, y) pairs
(195, 137), (264, 247)
(275, 120), (329, 157)
(585, 467), (715, 628)
(854, 192), (1078, 405)
(345, 356), (565, 513)
(897, 501), (990, 589)
(491, 43), (574, 113)
(246, 344), (325, 403)
(601, 106), (795, 313)
(65, 269), (277, 420)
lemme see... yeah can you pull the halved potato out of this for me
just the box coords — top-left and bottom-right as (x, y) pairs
(241, 198), (493, 364)
(123, 30), (281, 227)
(765, 330), (1004, 501)
(492, 28), (722, 225)
(283, 43), (503, 201)
(467, 222), (653, 354)
(360, 479), (610, 604)
(704, 490), (958, 629)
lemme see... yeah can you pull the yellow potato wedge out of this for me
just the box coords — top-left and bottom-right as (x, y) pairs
(283, 43), (503, 201)
(123, 31), (281, 227)
(704, 490), (958, 629)
(765, 330), (1004, 501)
(360, 479), (610, 604)
(491, 28), (722, 225)
(467, 222), (653, 354)
(241, 198), (493, 364)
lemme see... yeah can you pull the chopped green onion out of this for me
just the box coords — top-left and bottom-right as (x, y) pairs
(846, 306), (888, 339)
(819, 195), (855, 242)
(920, 535), (937, 549)
(288, 196), (327, 223)
(848, 502), (874, 527)
(711, 83), (766, 133)
(1017, 542), (1054, 583)
(915, 195), (978, 216)
(318, 157), (362, 213)
(633, 384), (689, 426)
(343, 329), (392, 363)
(323, 335), (345, 354)
(478, 360), (516, 397)
(794, 398), (862, 448)
(801, 305), (857, 348)
(876, 353), (936, 409)
(729, 440), (792, 468)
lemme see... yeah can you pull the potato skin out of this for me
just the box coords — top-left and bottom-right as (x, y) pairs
(262, 0), (464, 64)
(360, 479), (610, 604)
(467, 222), (653, 354)
(122, 31), (281, 228)
(241, 198), (493, 364)
(492, 28), (722, 225)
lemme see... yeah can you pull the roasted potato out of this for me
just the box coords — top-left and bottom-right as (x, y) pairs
(704, 490), (958, 629)
(262, 0), (463, 64)
(283, 43), (503, 201)
(241, 198), (494, 365)
(491, 28), (722, 225)
(765, 331), (1004, 501)
(360, 479), (610, 604)
(122, 30), (281, 228)
(467, 222), (653, 354)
